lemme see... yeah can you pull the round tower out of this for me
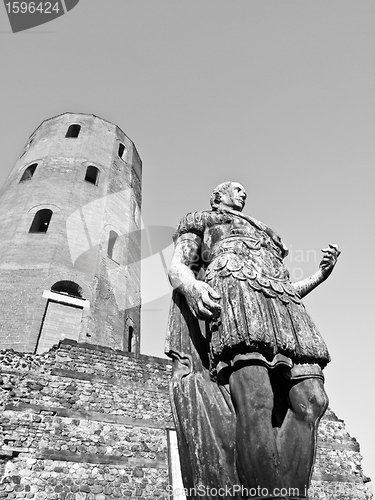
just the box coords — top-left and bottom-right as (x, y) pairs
(0, 113), (142, 354)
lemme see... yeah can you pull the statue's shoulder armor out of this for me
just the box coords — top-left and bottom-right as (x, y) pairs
(173, 210), (232, 241)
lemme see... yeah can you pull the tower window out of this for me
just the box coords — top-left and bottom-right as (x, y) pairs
(20, 163), (37, 183)
(29, 209), (53, 233)
(51, 281), (83, 298)
(65, 124), (81, 138)
(107, 230), (119, 260)
(84, 166), (99, 185)
(128, 325), (134, 352)
(125, 318), (136, 353)
(118, 143), (126, 159)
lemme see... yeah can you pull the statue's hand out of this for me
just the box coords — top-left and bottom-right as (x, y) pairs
(319, 244), (341, 278)
(185, 281), (221, 320)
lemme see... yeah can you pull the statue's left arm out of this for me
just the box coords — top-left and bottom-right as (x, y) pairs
(292, 243), (341, 298)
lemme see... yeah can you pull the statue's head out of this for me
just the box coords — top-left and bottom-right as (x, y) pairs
(210, 181), (247, 212)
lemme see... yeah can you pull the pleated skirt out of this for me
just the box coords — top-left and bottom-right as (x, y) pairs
(206, 272), (331, 376)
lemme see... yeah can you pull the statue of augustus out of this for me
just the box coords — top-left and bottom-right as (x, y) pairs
(166, 181), (340, 500)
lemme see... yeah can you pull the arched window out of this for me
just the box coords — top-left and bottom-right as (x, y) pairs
(128, 325), (134, 352)
(51, 281), (83, 298)
(37, 283), (87, 354)
(84, 166), (99, 185)
(118, 143), (126, 159)
(65, 124), (81, 138)
(29, 209), (53, 233)
(20, 163), (37, 183)
(107, 230), (119, 260)
(125, 318), (136, 353)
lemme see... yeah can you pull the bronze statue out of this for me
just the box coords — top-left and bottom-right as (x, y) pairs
(166, 181), (340, 500)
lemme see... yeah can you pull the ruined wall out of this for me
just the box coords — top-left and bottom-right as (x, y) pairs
(0, 341), (172, 499)
(311, 410), (372, 499)
(0, 341), (371, 500)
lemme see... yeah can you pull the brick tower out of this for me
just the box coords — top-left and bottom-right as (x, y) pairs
(0, 113), (141, 354)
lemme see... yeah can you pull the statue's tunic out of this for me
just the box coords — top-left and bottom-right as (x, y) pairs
(166, 209), (330, 383)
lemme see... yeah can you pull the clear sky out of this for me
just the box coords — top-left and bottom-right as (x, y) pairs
(1, 0), (374, 483)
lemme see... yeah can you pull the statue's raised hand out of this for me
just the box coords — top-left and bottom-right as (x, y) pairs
(184, 281), (221, 320)
(319, 244), (341, 279)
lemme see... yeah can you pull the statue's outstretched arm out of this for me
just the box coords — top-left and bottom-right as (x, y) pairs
(169, 234), (221, 320)
(292, 244), (341, 298)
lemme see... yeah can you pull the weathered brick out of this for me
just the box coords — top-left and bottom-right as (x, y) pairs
(0, 114), (141, 355)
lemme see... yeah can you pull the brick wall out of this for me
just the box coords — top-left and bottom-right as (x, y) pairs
(0, 114), (142, 354)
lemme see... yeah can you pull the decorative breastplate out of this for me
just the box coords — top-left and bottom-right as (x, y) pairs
(203, 229), (301, 305)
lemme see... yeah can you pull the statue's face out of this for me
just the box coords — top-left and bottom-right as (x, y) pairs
(219, 182), (247, 211)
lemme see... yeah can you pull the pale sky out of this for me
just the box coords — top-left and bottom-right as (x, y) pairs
(1, 0), (374, 482)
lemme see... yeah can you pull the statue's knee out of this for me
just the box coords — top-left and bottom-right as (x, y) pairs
(309, 387), (329, 420)
(290, 380), (328, 422)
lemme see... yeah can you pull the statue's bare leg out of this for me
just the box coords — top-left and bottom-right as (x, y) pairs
(229, 365), (284, 492)
(277, 377), (328, 494)
(229, 367), (327, 498)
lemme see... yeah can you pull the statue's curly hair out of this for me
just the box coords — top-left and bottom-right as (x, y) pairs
(210, 181), (233, 208)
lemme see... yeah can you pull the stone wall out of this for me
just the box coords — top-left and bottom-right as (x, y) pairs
(0, 340), (172, 499)
(311, 409), (372, 499)
(0, 341), (372, 499)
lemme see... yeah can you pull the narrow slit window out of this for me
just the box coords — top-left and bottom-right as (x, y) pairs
(84, 166), (99, 185)
(107, 230), (118, 260)
(20, 163), (37, 183)
(29, 209), (53, 233)
(65, 124), (81, 138)
(128, 325), (134, 352)
(118, 143), (126, 159)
